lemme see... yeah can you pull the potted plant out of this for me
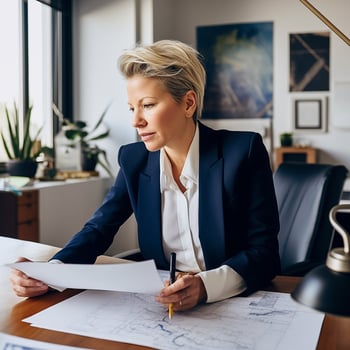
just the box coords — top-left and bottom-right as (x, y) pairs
(53, 103), (113, 177)
(0, 103), (42, 178)
(280, 132), (293, 147)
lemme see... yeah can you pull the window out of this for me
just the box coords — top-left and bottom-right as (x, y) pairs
(0, 0), (72, 157)
(0, 0), (20, 108)
(28, 0), (53, 145)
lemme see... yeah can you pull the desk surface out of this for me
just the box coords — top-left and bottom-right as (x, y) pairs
(1, 275), (350, 350)
(1, 238), (349, 349)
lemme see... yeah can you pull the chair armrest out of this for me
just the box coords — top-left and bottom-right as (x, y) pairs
(280, 260), (324, 276)
(113, 248), (144, 261)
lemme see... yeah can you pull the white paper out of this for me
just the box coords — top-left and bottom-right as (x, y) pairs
(0, 332), (89, 350)
(24, 290), (324, 350)
(7, 260), (163, 294)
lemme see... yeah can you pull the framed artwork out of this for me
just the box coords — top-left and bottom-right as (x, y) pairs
(197, 22), (273, 119)
(293, 98), (327, 132)
(289, 32), (330, 92)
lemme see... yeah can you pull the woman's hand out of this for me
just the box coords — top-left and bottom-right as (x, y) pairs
(155, 273), (207, 311)
(10, 257), (49, 298)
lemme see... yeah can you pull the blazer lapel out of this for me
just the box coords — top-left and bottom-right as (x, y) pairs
(198, 123), (226, 269)
(137, 151), (168, 268)
(136, 123), (227, 270)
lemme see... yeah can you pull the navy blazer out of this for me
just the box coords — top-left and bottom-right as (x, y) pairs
(52, 122), (280, 293)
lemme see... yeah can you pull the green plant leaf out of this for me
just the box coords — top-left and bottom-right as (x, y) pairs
(1, 103), (42, 160)
(75, 120), (87, 129)
(21, 105), (34, 159)
(13, 102), (20, 156)
(86, 129), (110, 142)
(4, 105), (19, 158)
(64, 129), (88, 140)
(1, 132), (13, 159)
(97, 150), (114, 178)
(52, 102), (113, 176)
(91, 102), (111, 132)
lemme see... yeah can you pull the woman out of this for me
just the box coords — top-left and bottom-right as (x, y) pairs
(11, 40), (280, 311)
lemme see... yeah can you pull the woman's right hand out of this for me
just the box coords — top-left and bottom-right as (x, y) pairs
(10, 257), (49, 297)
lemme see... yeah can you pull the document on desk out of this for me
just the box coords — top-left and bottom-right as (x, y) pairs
(24, 290), (324, 350)
(0, 332), (89, 350)
(7, 260), (163, 294)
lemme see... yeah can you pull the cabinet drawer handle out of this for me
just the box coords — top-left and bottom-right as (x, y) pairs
(23, 220), (34, 225)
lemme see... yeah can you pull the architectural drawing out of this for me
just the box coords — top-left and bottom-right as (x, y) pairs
(25, 290), (324, 350)
(0, 332), (88, 350)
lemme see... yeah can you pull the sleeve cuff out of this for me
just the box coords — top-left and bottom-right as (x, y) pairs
(198, 265), (247, 303)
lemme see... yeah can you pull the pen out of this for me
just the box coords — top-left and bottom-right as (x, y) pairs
(168, 252), (176, 319)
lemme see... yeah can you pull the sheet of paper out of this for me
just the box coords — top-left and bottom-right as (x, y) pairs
(24, 290), (324, 350)
(0, 332), (89, 350)
(7, 260), (163, 294)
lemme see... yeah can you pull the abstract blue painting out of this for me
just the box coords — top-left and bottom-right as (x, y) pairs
(197, 22), (273, 119)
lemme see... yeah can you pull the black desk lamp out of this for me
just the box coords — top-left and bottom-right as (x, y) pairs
(292, 204), (350, 317)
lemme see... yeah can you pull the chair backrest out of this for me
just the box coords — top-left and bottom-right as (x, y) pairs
(273, 162), (348, 275)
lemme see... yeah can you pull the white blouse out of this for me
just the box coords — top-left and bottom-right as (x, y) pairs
(160, 126), (246, 302)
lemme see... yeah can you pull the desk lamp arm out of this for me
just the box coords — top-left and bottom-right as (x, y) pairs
(329, 204), (350, 254)
(327, 204), (350, 273)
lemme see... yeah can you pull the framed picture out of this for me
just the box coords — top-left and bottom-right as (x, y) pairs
(289, 32), (330, 92)
(196, 21), (273, 119)
(293, 98), (327, 132)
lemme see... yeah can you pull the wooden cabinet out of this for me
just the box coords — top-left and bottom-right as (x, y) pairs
(0, 178), (138, 255)
(0, 190), (39, 242)
(275, 147), (317, 170)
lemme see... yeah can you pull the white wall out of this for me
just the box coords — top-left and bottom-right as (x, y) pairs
(72, 0), (350, 254)
(153, 0), (350, 170)
(72, 0), (143, 255)
(73, 0), (137, 176)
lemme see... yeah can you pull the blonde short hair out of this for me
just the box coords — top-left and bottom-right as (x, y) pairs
(118, 40), (206, 121)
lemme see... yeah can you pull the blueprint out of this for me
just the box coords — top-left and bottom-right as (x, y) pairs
(24, 290), (324, 350)
(0, 332), (88, 350)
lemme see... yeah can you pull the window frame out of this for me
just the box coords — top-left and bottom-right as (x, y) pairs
(20, 0), (73, 137)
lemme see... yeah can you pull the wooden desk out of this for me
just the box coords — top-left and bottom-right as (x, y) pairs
(0, 238), (350, 350)
(1, 276), (350, 350)
(266, 277), (350, 350)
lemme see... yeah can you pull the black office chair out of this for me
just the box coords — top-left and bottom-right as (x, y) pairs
(273, 162), (348, 276)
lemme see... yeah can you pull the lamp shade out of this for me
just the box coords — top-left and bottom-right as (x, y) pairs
(291, 264), (350, 317)
(291, 204), (350, 317)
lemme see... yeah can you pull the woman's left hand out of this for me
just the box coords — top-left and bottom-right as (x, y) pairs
(155, 273), (207, 311)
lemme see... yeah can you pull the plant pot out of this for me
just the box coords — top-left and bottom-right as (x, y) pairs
(280, 134), (293, 147)
(6, 160), (38, 178)
(82, 153), (98, 171)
